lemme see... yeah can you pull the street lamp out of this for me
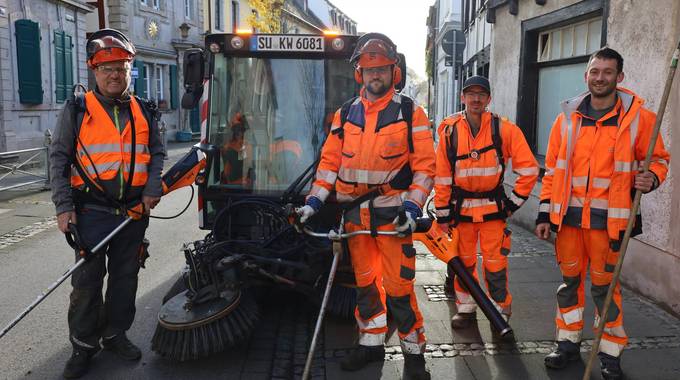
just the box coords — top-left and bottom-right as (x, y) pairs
(179, 22), (191, 39)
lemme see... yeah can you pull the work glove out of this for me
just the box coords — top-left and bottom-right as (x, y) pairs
(297, 196), (322, 224)
(393, 200), (422, 235)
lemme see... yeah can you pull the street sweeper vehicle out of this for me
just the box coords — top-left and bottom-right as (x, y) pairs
(149, 31), (375, 361)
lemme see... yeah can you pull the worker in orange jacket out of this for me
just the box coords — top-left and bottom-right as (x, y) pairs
(434, 76), (538, 330)
(297, 33), (434, 380)
(536, 47), (670, 380)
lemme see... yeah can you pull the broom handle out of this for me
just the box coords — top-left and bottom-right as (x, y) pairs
(583, 37), (680, 380)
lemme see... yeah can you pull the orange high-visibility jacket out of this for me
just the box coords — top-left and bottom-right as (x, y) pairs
(434, 112), (538, 223)
(71, 91), (151, 189)
(308, 90), (435, 214)
(537, 87), (670, 248)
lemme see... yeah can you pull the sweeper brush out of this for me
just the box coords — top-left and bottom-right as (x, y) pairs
(151, 289), (260, 361)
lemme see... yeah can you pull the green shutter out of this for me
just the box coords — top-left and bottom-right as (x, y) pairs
(64, 33), (73, 97)
(134, 60), (147, 97)
(169, 64), (178, 109)
(54, 30), (65, 102)
(15, 19), (43, 104)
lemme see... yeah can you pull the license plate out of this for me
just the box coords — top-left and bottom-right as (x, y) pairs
(251, 35), (325, 52)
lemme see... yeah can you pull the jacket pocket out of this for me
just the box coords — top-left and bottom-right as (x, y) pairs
(378, 123), (408, 159)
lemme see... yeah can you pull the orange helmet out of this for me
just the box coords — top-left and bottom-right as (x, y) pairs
(86, 28), (135, 68)
(350, 37), (398, 69)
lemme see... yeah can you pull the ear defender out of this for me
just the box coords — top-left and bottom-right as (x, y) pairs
(393, 66), (402, 86)
(354, 67), (363, 84)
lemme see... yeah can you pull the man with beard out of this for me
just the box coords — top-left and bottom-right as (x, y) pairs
(297, 33), (435, 379)
(50, 28), (164, 378)
(433, 76), (538, 331)
(537, 47), (670, 379)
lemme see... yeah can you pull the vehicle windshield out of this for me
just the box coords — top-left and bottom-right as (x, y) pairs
(207, 54), (357, 193)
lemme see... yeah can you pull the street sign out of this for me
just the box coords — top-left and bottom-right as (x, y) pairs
(442, 30), (455, 56)
(131, 67), (139, 79)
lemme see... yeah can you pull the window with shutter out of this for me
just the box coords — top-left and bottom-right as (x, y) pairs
(134, 60), (147, 97)
(54, 30), (74, 103)
(15, 19), (43, 104)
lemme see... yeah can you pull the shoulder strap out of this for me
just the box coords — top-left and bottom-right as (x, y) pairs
(400, 95), (414, 153)
(337, 96), (358, 138)
(446, 120), (459, 177)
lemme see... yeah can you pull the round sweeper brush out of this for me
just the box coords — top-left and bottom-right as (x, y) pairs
(326, 283), (356, 320)
(151, 289), (260, 361)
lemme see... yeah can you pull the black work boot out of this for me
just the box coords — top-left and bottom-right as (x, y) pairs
(599, 352), (623, 380)
(102, 333), (142, 361)
(450, 311), (476, 329)
(403, 353), (431, 380)
(63, 347), (100, 379)
(340, 345), (385, 371)
(544, 340), (581, 369)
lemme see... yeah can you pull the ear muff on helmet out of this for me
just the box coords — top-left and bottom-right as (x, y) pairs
(86, 28), (135, 68)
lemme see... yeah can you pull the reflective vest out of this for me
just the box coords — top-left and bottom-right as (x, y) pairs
(308, 90), (435, 213)
(434, 112), (539, 223)
(71, 91), (151, 191)
(538, 87), (670, 248)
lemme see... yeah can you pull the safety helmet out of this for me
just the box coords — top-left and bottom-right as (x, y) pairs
(86, 28), (136, 68)
(350, 33), (401, 85)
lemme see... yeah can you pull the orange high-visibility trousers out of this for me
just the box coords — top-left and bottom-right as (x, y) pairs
(345, 220), (426, 354)
(554, 225), (627, 356)
(451, 220), (512, 315)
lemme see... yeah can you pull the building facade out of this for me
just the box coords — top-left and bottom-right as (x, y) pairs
(485, 0), (680, 314)
(0, 0), (93, 152)
(426, 0), (462, 129)
(459, 0), (491, 105)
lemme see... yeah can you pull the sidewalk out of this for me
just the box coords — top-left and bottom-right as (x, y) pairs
(321, 223), (680, 380)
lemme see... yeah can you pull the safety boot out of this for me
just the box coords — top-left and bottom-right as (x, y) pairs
(599, 352), (623, 380)
(63, 346), (100, 379)
(403, 353), (431, 380)
(102, 333), (142, 361)
(544, 340), (581, 369)
(340, 345), (385, 371)
(450, 311), (476, 329)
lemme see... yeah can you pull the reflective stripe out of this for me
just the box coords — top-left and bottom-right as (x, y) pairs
(407, 188), (428, 207)
(357, 313), (387, 331)
(436, 208), (450, 217)
(413, 172), (434, 192)
(123, 163), (149, 173)
(628, 110), (640, 151)
(359, 332), (386, 346)
(614, 161), (633, 173)
(599, 339), (625, 357)
(461, 198), (497, 208)
(551, 203), (562, 214)
(435, 176), (452, 185)
(455, 165), (502, 178)
(316, 169), (337, 184)
(78, 143), (149, 155)
(508, 192), (526, 207)
(560, 307), (584, 325)
(592, 177), (611, 189)
(557, 328), (582, 344)
(400, 328), (425, 354)
(655, 158), (669, 167)
(80, 161), (120, 174)
(309, 186), (330, 202)
(608, 208), (630, 219)
(338, 167), (397, 184)
(374, 194), (406, 208)
(545, 168), (555, 176)
(571, 176), (588, 187)
(514, 166), (539, 176)
(556, 159), (568, 169)
(539, 203), (550, 213)
(591, 198), (609, 209)
(412, 125), (430, 133)
(604, 325), (627, 338)
(70, 335), (97, 349)
(569, 197), (584, 207)
(330, 123), (341, 131)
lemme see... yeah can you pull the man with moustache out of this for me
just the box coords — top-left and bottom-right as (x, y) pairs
(433, 76), (538, 331)
(50, 28), (164, 378)
(297, 33), (435, 379)
(537, 47), (670, 380)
